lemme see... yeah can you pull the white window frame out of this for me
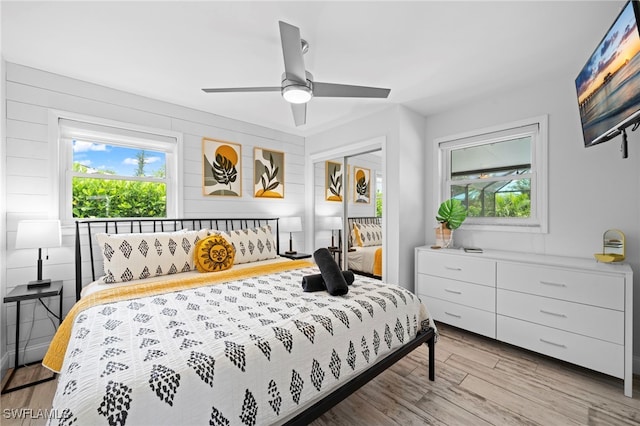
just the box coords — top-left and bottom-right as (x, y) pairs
(49, 110), (183, 226)
(436, 115), (548, 233)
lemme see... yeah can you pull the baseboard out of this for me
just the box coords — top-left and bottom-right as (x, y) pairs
(3, 341), (51, 371)
(0, 350), (9, 382)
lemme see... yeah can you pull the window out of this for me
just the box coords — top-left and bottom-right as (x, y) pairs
(56, 116), (181, 221)
(437, 116), (548, 232)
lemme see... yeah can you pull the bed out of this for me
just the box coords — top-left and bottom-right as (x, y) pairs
(347, 217), (383, 279)
(43, 217), (436, 425)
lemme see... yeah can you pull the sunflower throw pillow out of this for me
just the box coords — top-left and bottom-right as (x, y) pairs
(194, 234), (235, 273)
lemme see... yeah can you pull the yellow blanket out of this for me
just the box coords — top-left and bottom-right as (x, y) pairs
(373, 247), (382, 277)
(43, 259), (313, 373)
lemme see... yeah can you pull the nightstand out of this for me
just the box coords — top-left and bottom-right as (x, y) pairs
(2, 280), (63, 394)
(328, 247), (342, 264)
(280, 252), (311, 260)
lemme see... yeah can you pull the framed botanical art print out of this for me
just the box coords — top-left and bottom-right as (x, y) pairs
(254, 147), (284, 198)
(202, 137), (242, 197)
(325, 161), (343, 202)
(353, 166), (371, 203)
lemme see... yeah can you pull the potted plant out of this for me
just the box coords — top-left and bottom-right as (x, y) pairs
(435, 198), (467, 248)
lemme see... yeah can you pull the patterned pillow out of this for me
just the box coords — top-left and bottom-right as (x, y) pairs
(97, 229), (208, 283)
(225, 225), (278, 264)
(194, 234), (235, 272)
(353, 223), (382, 247)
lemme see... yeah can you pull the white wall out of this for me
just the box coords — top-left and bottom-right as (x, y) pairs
(424, 75), (640, 371)
(306, 105), (426, 290)
(2, 63), (305, 369)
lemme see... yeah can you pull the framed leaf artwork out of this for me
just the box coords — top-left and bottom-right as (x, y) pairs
(325, 161), (343, 202)
(353, 166), (371, 203)
(254, 147), (284, 198)
(202, 137), (242, 197)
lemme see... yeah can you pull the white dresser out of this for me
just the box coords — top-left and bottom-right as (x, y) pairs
(415, 246), (634, 397)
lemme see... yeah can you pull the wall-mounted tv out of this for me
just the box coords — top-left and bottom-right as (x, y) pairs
(575, 0), (640, 148)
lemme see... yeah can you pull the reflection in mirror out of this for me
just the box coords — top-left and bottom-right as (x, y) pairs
(345, 150), (383, 278)
(314, 159), (344, 265)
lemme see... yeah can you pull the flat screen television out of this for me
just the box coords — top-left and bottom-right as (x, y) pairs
(575, 0), (640, 148)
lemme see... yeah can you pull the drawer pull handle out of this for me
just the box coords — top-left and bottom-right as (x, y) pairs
(539, 338), (566, 349)
(445, 266), (462, 271)
(540, 309), (566, 318)
(444, 311), (462, 318)
(445, 289), (462, 295)
(539, 280), (566, 288)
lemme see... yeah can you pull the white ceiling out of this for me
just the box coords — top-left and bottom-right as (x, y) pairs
(1, 1), (625, 137)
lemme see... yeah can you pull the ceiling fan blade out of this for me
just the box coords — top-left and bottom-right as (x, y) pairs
(313, 82), (391, 98)
(202, 87), (281, 93)
(279, 21), (307, 83)
(291, 103), (307, 126)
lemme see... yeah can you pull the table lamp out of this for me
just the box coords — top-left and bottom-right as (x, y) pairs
(325, 216), (343, 249)
(15, 219), (62, 289)
(280, 216), (302, 255)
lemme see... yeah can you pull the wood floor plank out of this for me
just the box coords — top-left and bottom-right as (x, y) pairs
(460, 373), (582, 426)
(3, 324), (639, 426)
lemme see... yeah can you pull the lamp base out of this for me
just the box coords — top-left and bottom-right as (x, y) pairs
(27, 279), (51, 290)
(285, 250), (298, 255)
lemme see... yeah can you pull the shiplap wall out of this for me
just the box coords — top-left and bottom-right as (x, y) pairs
(2, 62), (305, 369)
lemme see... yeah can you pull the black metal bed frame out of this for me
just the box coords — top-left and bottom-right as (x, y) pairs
(73, 216), (435, 424)
(74, 217), (279, 301)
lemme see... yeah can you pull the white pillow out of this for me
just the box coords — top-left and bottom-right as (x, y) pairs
(354, 223), (382, 247)
(224, 225), (278, 264)
(97, 229), (208, 283)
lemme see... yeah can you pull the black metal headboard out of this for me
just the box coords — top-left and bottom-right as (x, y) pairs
(74, 217), (279, 301)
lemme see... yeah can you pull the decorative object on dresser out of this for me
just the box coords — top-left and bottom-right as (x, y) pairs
(279, 216), (303, 255)
(415, 246), (634, 397)
(594, 228), (625, 263)
(15, 219), (62, 289)
(435, 198), (467, 248)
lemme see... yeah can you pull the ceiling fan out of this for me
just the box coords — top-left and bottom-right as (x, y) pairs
(202, 21), (391, 126)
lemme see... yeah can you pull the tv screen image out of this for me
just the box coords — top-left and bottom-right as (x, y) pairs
(576, 0), (640, 147)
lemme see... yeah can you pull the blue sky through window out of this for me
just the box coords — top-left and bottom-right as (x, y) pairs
(73, 139), (166, 177)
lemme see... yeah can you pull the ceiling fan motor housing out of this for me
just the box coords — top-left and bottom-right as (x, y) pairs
(281, 71), (314, 103)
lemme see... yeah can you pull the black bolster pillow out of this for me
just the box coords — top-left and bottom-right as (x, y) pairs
(302, 271), (355, 292)
(313, 248), (349, 296)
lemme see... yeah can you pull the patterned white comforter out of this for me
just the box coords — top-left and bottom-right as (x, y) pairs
(47, 263), (434, 426)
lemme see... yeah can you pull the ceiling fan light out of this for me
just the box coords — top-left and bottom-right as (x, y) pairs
(282, 85), (312, 104)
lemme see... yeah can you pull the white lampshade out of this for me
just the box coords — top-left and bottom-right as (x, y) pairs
(324, 216), (343, 230)
(280, 216), (302, 233)
(16, 220), (62, 249)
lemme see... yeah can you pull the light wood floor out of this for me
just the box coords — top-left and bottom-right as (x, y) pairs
(2, 323), (639, 425)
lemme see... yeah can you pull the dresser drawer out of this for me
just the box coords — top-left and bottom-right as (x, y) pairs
(497, 289), (623, 344)
(424, 297), (496, 338)
(417, 250), (496, 286)
(417, 274), (495, 312)
(497, 263), (624, 310)
(497, 316), (623, 378)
